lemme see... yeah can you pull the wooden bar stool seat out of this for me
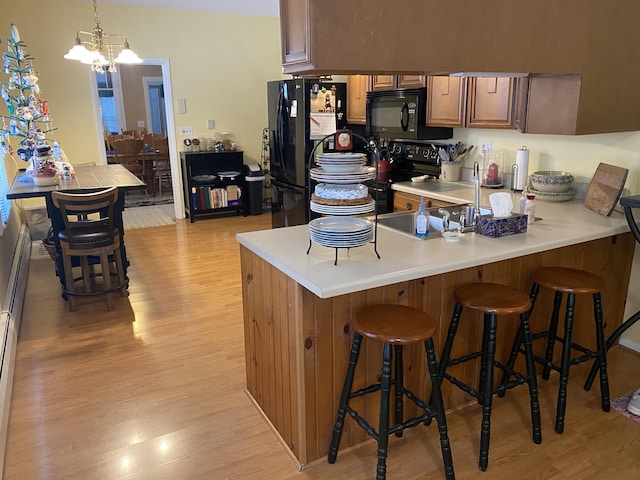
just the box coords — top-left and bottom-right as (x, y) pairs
(328, 304), (455, 480)
(501, 267), (609, 435)
(439, 283), (542, 471)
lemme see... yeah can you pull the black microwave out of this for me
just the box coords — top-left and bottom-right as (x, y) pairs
(366, 87), (453, 141)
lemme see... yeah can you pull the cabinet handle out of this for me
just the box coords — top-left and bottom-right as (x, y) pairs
(406, 202), (413, 210)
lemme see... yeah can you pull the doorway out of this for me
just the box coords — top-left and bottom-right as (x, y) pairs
(90, 58), (183, 219)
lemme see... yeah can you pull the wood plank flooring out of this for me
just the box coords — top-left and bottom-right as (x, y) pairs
(4, 213), (640, 479)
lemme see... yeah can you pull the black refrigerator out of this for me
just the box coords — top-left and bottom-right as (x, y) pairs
(267, 79), (347, 228)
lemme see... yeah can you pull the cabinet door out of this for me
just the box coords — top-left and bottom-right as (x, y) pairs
(347, 75), (369, 125)
(397, 75), (426, 89)
(370, 75), (397, 91)
(393, 191), (455, 212)
(426, 76), (467, 127)
(280, 0), (312, 69)
(466, 77), (517, 129)
(513, 77), (529, 132)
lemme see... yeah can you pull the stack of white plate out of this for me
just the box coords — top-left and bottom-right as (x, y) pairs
(310, 166), (376, 184)
(310, 199), (376, 215)
(309, 217), (373, 248)
(315, 152), (366, 173)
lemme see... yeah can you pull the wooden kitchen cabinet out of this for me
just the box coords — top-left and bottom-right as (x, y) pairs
(466, 77), (517, 129)
(346, 75), (369, 124)
(426, 76), (467, 128)
(427, 75), (518, 129)
(370, 74), (426, 91)
(393, 191), (456, 212)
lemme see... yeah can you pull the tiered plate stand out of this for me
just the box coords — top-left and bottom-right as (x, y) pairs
(306, 131), (381, 265)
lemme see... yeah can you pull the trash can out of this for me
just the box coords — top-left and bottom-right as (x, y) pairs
(244, 164), (265, 216)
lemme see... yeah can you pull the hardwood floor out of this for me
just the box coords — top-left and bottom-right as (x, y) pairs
(4, 213), (640, 479)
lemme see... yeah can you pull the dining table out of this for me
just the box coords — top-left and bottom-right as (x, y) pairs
(6, 164), (146, 295)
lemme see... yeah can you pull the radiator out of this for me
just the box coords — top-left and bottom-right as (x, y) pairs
(0, 224), (31, 474)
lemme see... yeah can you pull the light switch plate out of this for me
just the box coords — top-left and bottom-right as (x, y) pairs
(207, 119), (214, 129)
(177, 98), (187, 114)
(180, 126), (193, 136)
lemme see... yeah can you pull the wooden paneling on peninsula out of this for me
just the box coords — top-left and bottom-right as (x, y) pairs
(240, 233), (634, 466)
(279, 0), (640, 134)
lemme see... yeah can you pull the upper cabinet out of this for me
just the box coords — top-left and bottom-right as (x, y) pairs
(370, 75), (426, 91)
(347, 75), (369, 125)
(425, 76), (467, 128)
(427, 76), (518, 129)
(466, 77), (517, 129)
(279, 0), (640, 135)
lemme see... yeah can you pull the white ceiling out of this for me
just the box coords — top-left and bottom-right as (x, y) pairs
(88, 0), (279, 17)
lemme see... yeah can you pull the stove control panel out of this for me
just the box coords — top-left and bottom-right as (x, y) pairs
(388, 142), (447, 165)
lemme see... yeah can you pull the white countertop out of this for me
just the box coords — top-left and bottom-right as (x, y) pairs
(236, 181), (630, 299)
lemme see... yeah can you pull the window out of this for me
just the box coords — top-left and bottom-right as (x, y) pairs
(95, 71), (124, 134)
(0, 157), (11, 231)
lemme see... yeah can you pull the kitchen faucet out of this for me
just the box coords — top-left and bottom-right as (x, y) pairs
(473, 160), (481, 225)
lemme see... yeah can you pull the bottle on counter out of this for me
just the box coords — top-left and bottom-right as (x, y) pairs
(519, 190), (528, 214)
(524, 193), (536, 224)
(414, 197), (430, 238)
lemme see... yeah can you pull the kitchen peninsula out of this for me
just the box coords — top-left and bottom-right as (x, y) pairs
(236, 183), (635, 468)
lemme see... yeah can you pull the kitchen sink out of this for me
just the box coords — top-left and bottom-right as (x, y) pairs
(371, 204), (491, 238)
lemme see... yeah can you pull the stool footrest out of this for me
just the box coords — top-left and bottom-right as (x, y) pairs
(443, 350), (483, 368)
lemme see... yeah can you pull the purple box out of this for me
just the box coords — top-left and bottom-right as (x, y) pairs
(475, 214), (528, 238)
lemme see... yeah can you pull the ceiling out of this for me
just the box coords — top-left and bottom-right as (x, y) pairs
(87, 0), (280, 17)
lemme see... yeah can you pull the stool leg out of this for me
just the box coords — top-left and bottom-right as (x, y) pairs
(543, 290), (563, 380)
(478, 313), (491, 404)
(498, 323), (523, 397)
(425, 338), (455, 480)
(394, 345), (404, 438)
(521, 311), (542, 444)
(479, 313), (497, 471)
(592, 292), (610, 412)
(328, 332), (363, 464)
(426, 302), (463, 426)
(555, 293), (575, 434)
(585, 309), (640, 391)
(439, 303), (463, 378)
(376, 343), (393, 480)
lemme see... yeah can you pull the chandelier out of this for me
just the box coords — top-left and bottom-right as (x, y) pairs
(63, 0), (142, 73)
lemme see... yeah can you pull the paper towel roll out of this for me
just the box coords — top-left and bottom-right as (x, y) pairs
(514, 146), (529, 191)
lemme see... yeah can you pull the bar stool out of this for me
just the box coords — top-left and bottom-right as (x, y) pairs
(438, 283), (542, 471)
(501, 267), (609, 434)
(328, 304), (455, 480)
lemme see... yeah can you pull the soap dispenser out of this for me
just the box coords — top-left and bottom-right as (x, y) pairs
(414, 197), (430, 238)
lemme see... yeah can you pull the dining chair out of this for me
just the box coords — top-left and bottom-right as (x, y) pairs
(153, 136), (171, 197)
(52, 187), (127, 311)
(113, 138), (150, 193)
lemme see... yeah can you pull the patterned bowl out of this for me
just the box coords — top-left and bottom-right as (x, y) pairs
(530, 171), (574, 193)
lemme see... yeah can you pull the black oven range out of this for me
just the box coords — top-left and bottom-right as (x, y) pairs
(365, 140), (448, 213)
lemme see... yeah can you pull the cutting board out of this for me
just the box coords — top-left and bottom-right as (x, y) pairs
(583, 163), (629, 216)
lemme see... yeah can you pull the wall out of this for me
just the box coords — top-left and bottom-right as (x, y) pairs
(119, 64), (163, 133)
(2, 0), (284, 167)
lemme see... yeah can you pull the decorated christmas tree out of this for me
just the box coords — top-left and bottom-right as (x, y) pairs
(0, 24), (56, 168)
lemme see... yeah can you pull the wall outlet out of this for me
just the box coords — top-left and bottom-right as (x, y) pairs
(177, 98), (187, 114)
(480, 141), (493, 156)
(137, 120), (145, 128)
(180, 126), (193, 136)
(207, 119), (215, 129)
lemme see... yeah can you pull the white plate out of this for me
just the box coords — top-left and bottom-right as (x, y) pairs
(310, 200), (376, 215)
(529, 187), (577, 202)
(316, 164), (365, 174)
(309, 216), (372, 234)
(317, 152), (365, 160)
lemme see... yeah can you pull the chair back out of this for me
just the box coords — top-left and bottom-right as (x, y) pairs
(52, 187), (119, 250)
(113, 138), (145, 177)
